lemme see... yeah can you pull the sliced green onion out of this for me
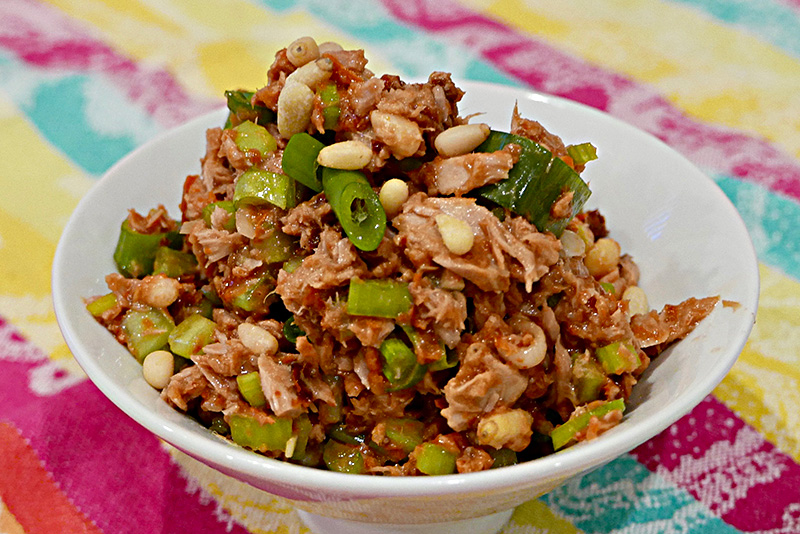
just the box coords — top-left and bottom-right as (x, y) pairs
(550, 398), (625, 451)
(228, 414), (293, 453)
(599, 281), (616, 294)
(282, 255), (304, 274)
(416, 443), (457, 476)
(379, 338), (427, 391)
(113, 219), (177, 278)
(209, 416), (230, 435)
(283, 316), (305, 344)
(321, 167), (387, 251)
(384, 418), (425, 454)
(318, 83), (341, 131)
(595, 340), (640, 375)
(168, 314), (217, 358)
(121, 308), (175, 362)
(252, 224), (296, 264)
(236, 372), (266, 407)
(476, 131), (591, 237)
(282, 133), (324, 192)
(347, 278), (411, 318)
(329, 424), (365, 446)
(224, 89), (275, 128)
(202, 200), (237, 231)
(571, 353), (606, 403)
(323, 440), (365, 474)
(318, 375), (343, 425)
(488, 448), (518, 468)
(86, 293), (117, 317)
(401, 325), (451, 370)
(231, 275), (273, 312)
(566, 142), (598, 165)
(233, 120), (277, 158)
(291, 415), (313, 460)
(234, 168), (297, 210)
(153, 247), (198, 278)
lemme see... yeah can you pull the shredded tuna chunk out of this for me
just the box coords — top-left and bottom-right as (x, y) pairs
(419, 145), (518, 196)
(631, 296), (719, 352)
(258, 354), (303, 418)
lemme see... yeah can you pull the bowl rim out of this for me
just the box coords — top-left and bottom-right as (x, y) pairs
(52, 80), (759, 498)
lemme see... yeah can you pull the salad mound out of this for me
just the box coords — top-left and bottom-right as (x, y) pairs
(87, 37), (718, 475)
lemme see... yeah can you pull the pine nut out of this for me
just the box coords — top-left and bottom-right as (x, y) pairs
(476, 409), (533, 450)
(286, 36), (319, 67)
(318, 41), (343, 54)
(142, 350), (174, 390)
(317, 140), (373, 170)
(560, 229), (586, 257)
(435, 213), (474, 255)
(140, 275), (181, 308)
(370, 110), (423, 158)
(434, 123), (491, 157)
(585, 237), (620, 278)
(379, 178), (409, 217)
(238, 323), (279, 355)
(277, 81), (314, 138)
(623, 286), (649, 317)
(285, 57), (333, 88)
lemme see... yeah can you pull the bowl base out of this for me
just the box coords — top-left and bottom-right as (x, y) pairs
(296, 508), (514, 534)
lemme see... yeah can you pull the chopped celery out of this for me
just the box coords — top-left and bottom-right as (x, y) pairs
(252, 224), (296, 264)
(283, 316), (305, 344)
(488, 448), (518, 468)
(121, 308), (175, 362)
(571, 352), (606, 403)
(379, 338), (427, 391)
(168, 314), (216, 358)
(323, 440), (365, 474)
(86, 292), (117, 317)
(228, 414), (293, 453)
(231, 275), (273, 312)
(321, 168), (387, 251)
(595, 341), (640, 375)
(233, 120), (277, 158)
(153, 247), (198, 278)
(236, 372), (266, 407)
(550, 398), (625, 451)
(566, 142), (598, 165)
(318, 83), (340, 131)
(347, 278), (411, 318)
(113, 219), (177, 278)
(224, 89), (275, 128)
(476, 131), (591, 237)
(384, 418), (425, 454)
(416, 443), (457, 476)
(202, 201), (237, 232)
(234, 168), (297, 210)
(282, 132), (324, 192)
(291, 415), (313, 460)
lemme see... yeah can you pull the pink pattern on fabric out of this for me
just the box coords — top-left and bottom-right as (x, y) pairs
(632, 396), (800, 532)
(0, 0), (218, 128)
(381, 0), (800, 202)
(0, 318), (251, 534)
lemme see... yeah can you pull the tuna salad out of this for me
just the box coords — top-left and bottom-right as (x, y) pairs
(86, 37), (718, 475)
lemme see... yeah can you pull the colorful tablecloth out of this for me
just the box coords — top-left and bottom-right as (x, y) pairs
(2, 1), (799, 533)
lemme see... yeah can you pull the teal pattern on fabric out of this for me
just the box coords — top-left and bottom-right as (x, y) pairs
(670, 0), (800, 60)
(715, 174), (800, 280)
(539, 455), (743, 533)
(256, 0), (518, 85)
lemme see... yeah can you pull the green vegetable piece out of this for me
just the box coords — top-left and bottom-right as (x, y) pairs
(318, 376), (343, 425)
(231, 276), (272, 312)
(329, 424), (365, 446)
(318, 83), (340, 131)
(347, 278), (411, 318)
(283, 316), (305, 344)
(282, 133), (325, 192)
(234, 168), (297, 210)
(236, 372), (266, 407)
(416, 443), (457, 476)
(401, 325), (452, 371)
(550, 398), (625, 451)
(282, 255), (304, 274)
(120, 308), (175, 362)
(476, 131), (591, 236)
(384, 418), (425, 454)
(224, 89), (275, 128)
(566, 142), (598, 165)
(209, 416), (230, 435)
(488, 448), (518, 468)
(168, 314), (217, 358)
(323, 440), (365, 474)
(86, 293), (117, 317)
(153, 246), (198, 278)
(595, 341), (640, 375)
(113, 219), (173, 278)
(253, 225), (296, 264)
(233, 120), (277, 158)
(321, 167), (387, 251)
(379, 338), (427, 391)
(229, 414), (293, 453)
(202, 201), (237, 232)
(291, 415), (313, 460)
(599, 281), (616, 294)
(572, 353), (606, 403)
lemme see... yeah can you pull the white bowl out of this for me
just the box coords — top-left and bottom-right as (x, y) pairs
(52, 81), (759, 534)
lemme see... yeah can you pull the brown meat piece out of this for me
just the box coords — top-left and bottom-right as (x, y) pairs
(418, 146), (518, 196)
(631, 296), (719, 352)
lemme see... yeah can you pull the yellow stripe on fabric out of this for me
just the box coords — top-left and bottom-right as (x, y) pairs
(505, 499), (581, 533)
(714, 263), (800, 463)
(41, 0), (393, 99)
(468, 0), (800, 159)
